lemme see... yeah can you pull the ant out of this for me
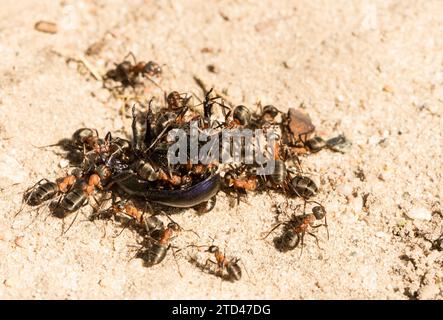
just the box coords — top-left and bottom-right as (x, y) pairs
(260, 139), (303, 193)
(53, 173), (103, 218)
(251, 103), (282, 130)
(223, 165), (259, 207)
(134, 159), (159, 181)
(260, 104), (281, 124)
(190, 87), (230, 129)
(109, 199), (146, 224)
(22, 175), (77, 207)
(52, 172), (112, 235)
(16, 173), (79, 219)
(105, 52), (162, 88)
(262, 204), (328, 255)
(166, 91), (193, 111)
(188, 241), (242, 282)
(72, 128), (112, 156)
(138, 216), (197, 268)
(224, 170), (258, 192)
(304, 134), (349, 154)
(218, 105), (251, 129)
(134, 158), (185, 188)
(141, 221), (180, 266)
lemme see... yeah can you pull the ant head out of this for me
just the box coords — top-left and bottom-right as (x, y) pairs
(70, 168), (83, 179)
(223, 172), (235, 185)
(312, 205), (326, 220)
(262, 105), (279, 118)
(207, 245), (219, 253)
(167, 222), (180, 232)
(112, 201), (125, 211)
(72, 127), (96, 144)
(233, 105), (250, 126)
(104, 131), (112, 143)
(96, 164), (111, 180)
(143, 61), (162, 75)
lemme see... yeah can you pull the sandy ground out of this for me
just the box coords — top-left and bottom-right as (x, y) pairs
(0, 0), (442, 300)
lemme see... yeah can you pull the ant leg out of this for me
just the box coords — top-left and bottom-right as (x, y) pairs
(59, 210), (80, 237)
(186, 243), (206, 250)
(127, 244), (145, 262)
(203, 258), (217, 268)
(302, 199), (307, 214)
(143, 99), (154, 149)
(170, 245), (183, 277)
(21, 202), (51, 230)
(311, 222), (329, 240)
(260, 222), (284, 240)
(131, 105), (139, 152)
(165, 214), (200, 238)
(298, 131), (311, 148)
(324, 215), (329, 240)
(238, 259), (252, 281)
(299, 233), (305, 258)
(145, 123), (171, 153)
(307, 232), (322, 250)
(115, 224), (128, 238)
(193, 76), (209, 95)
(124, 51), (137, 64)
(144, 75), (163, 90)
(141, 201), (153, 222)
(89, 194), (102, 212)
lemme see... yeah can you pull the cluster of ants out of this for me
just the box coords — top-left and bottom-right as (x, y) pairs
(18, 54), (348, 282)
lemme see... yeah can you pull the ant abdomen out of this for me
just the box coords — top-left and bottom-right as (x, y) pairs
(270, 160), (287, 185)
(26, 181), (58, 206)
(290, 176), (318, 198)
(227, 261), (242, 281)
(279, 229), (299, 250)
(143, 243), (168, 266)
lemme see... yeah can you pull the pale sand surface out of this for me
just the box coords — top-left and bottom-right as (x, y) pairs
(0, 0), (442, 299)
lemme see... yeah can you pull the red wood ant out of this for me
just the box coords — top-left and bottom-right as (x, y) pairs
(262, 203), (328, 255)
(138, 216), (198, 270)
(188, 241), (242, 282)
(105, 52), (162, 88)
(16, 173), (79, 220)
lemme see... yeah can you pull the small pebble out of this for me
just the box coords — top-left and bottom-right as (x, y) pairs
(59, 159), (69, 168)
(34, 21), (58, 34)
(14, 236), (25, 248)
(337, 184), (353, 198)
(350, 197), (363, 214)
(382, 85), (394, 93)
(0, 227), (12, 241)
(405, 207), (432, 221)
(418, 284), (440, 299)
(207, 64), (219, 73)
(0, 154), (27, 184)
(368, 135), (380, 146)
(375, 231), (389, 239)
(3, 279), (12, 288)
